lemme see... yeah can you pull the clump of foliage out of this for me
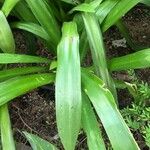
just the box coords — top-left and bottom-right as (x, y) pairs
(0, 0), (149, 150)
(121, 70), (150, 147)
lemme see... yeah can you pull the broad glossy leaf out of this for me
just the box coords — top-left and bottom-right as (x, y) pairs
(102, 0), (140, 32)
(24, 132), (57, 150)
(26, 0), (60, 47)
(56, 22), (81, 150)
(0, 73), (55, 106)
(0, 53), (50, 64)
(2, 0), (20, 16)
(0, 104), (15, 150)
(0, 11), (15, 53)
(109, 48), (150, 71)
(82, 92), (106, 150)
(0, 66), (48, 81)
(81, 69), (140, 150)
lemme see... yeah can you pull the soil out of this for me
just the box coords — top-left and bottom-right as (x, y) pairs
(9, 4), (150, 150)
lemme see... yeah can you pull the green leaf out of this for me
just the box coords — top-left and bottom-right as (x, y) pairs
(0, 66), (48, 81)
(109, 48), (150, 71)
(82, 92), (106, 150)
(0, 53), (50, 64)
(0, 73), (55, 106)
(102, 0), (140, 32)
(0, 104), (15, 150)
(14, 0), (37, 23)
(82, 13), (116, 98)
(0, 11), (15, 53)
(70, 0), (103, 13)
(81, 69), (140, 150)
(56, 22), (81, 150)
(70, 3), (95, 13)
(1, 0), (20, 16)
(23, 132), (57, 150)
(61, 0), (79, 5)
(26, 0), (60, 47)
(11, 22), (50, 42)
(141, 0), (150, 6)
(96, 0), (119, 24)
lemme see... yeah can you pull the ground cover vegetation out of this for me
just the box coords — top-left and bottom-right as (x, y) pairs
(0, 0), (150, 149)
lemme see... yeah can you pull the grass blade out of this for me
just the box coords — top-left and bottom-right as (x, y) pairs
(0, 53), (50, 64)
(81, 69), (140, 150)
(24, 132), (57, 150)
(0, 73), (55, 106)
(56, 22), (81, 150)
(0, 104), (15, 150)
(109, 48), (150, 71)
(0, 10), (15, 53)
(82, 92), (106, 150)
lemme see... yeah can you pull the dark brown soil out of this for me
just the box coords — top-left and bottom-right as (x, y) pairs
(9, 5), (150, 150)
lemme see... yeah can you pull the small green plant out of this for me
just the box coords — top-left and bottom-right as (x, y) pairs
(0, 0), (149, 150)
(121, 69), (150, 147)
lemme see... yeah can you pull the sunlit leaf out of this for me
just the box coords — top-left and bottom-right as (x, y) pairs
(56, 22), (81, 150)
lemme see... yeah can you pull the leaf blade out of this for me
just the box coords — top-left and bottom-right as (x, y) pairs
(55, 22), (81, 150)
(0, 73), (55, 106)
(81, 69), (140, 150)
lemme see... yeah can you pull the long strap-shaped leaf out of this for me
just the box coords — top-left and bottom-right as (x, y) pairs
(81, 69), (140, 150)
(0, 53), (50, 64)
(82, 92), (106, 150)
(82, 13), (116, 97)
(13, 0), (37, 23)
(0, 73), (55, 106)
(0, 66), (48, 81)
(0, 104), (15, 150)
(23, 132), (57, 150)
(56, 22), (81, 150)
(102, 0), (140, 32)
(109, 48), (150, 71)
(1, 0), (20, 16)
(26, 0), (60, 47)
(96, 0), (119, 24)
(11, 22), (50, 42)
(11, 22), (55, 50)
(0, 11), (15, 53)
